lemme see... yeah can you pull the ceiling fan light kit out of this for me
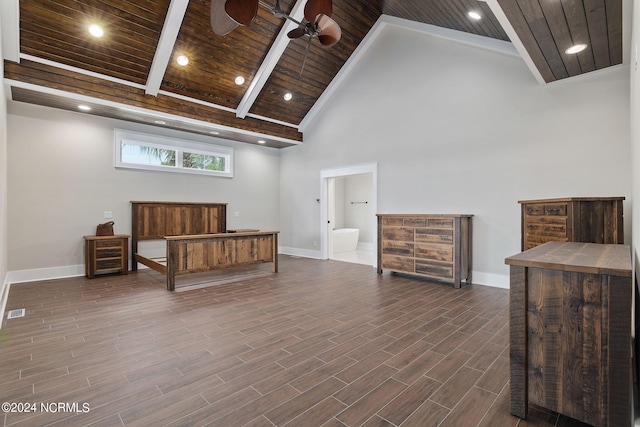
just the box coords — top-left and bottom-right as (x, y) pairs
(211, 0), (341, 74)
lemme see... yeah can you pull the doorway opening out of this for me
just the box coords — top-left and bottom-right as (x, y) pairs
(320, 163), (377, 267)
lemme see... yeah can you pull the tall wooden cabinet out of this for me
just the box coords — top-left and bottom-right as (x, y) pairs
(505, 242), (632, 427)
(377, 214), (472, 288)
(519, 197), (624, 250)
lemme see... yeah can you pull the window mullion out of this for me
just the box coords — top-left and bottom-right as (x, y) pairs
(176, 149), (183, 168)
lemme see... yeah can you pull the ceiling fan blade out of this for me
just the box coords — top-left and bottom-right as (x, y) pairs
(315, 14), (341, 47)
(211, 0), (239, 35)
(287, 26), (306, 39)
(224, 0), (259, 26)
(304, 0), (332, 22)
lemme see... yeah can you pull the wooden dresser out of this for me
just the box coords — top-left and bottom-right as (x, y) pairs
(519, 197), (624, 250)
(505, 242), (632, 427)
(376, 214), (472, 288)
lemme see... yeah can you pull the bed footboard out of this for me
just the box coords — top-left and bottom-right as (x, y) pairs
(165, 231), (279, 290)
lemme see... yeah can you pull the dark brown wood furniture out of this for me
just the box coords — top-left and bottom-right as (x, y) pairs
(165, 232), (278, 291)
(376, 214), (472, 288)
(505, 242), (632, 427)
(519, 197), (624, 251)
(84, 235), (129, 278)
(131, 201), (278, 291)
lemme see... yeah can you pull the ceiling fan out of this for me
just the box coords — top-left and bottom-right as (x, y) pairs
(210, 0), (341, 74)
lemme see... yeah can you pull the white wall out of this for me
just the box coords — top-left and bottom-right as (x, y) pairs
(280, 24), (631, 288)
(334, 177), (345, 229)
(0, 16), (9, 315)
(343, 174), (374, 244)
(6, 102), (281, 282)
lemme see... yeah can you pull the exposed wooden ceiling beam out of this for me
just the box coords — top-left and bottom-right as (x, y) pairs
(485, 0), (545, 84)
(235, 0), (307, 119)
(145, 0), (190, 96)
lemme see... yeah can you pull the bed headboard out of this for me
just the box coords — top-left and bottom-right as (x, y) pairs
(131, 201), (227, 242)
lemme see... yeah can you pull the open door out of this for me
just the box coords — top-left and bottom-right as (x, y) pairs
(320, 163), (378, 267)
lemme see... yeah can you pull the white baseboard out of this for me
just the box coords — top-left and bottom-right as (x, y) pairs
(278, 246), (323, 259)
(471, 272), (510, 289)
(6, 264), (85, 284)
(2, 257), (511, 296)
(0, 274), (9, 329)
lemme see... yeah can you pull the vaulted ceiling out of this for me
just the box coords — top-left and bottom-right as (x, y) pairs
(1, 0), (626, 148)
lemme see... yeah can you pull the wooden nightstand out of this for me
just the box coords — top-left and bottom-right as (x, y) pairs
(84, 235), (129, 278)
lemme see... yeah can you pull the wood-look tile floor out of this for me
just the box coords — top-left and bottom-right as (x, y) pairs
(0, 256), (593, 427)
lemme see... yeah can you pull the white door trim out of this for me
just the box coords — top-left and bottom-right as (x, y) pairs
(320, 163), (378, 265)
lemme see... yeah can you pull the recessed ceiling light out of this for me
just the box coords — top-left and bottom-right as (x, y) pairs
(565, 44), (588, 54)
(468, 11), (482, 20)
(210, 130), (220, 135)
(176, 55), (189, 66)
(235, 76), (245, 85)
(283, 92), (293, 101)
(154, 120), (166, 125)
(88, 24), (104, 38)
(78, 105), (91, 111)
(258, 140), (266, 144)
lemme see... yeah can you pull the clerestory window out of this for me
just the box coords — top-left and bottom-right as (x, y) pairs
(114, 129), (233, 178)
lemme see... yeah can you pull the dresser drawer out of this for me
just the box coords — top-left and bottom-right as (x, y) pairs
(403, 218), (426, 227)
(382, 217), (404, 226)
(524, 219), (567, 237)
(415, 260), (453, 279)
(544, 204), (567, 216)
(523, 235), (568, 250)
(523, 204), (546, 216)
(428, 218), (454, 228)
(415, 243), (453, 262)
(382, 227), (414, 242)
(382, 255), (414, 272)
(415, 228), (453, 244)
(381, 241), (414, 257)
(523, 203), (567, 217)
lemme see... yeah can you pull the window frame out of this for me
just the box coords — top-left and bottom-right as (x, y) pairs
(114, 129), (234, 178)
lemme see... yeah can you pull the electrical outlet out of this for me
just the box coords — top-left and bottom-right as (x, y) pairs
(104, 211), (113, 219)
(234, 211), (240, 217)
(313, 241), (317, 247)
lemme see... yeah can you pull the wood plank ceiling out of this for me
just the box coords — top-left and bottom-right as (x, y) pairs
(1, 0), (625, 148)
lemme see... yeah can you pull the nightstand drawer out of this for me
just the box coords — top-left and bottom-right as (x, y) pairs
(96, 239), (123, 249)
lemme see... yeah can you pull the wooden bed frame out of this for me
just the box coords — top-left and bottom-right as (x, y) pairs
(131, 201), (278, 290)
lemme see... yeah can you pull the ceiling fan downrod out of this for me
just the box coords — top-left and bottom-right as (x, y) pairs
(257, 0), (301, 25)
